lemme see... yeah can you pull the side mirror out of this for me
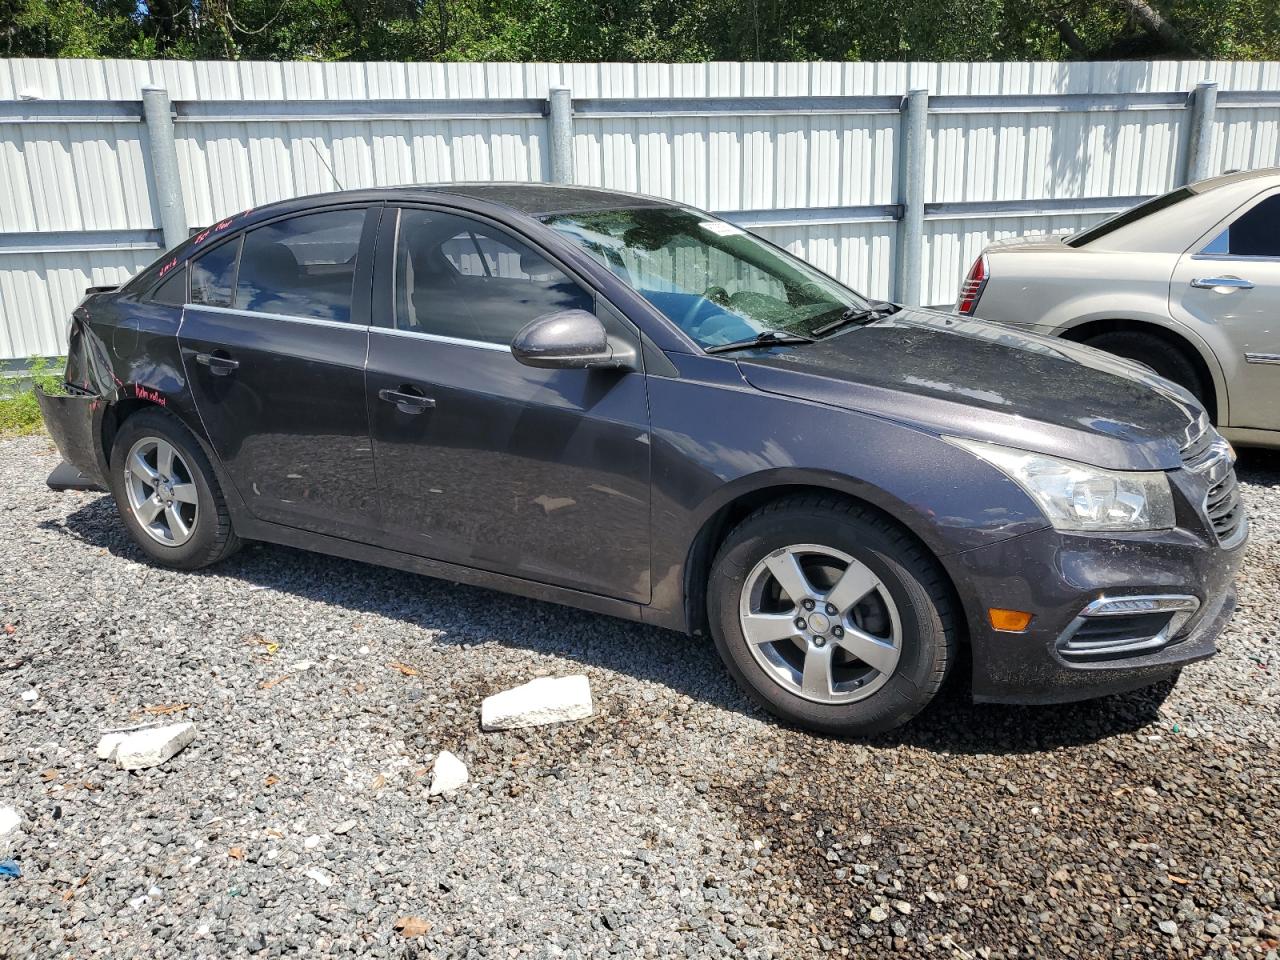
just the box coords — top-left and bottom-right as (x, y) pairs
(510, 309), (637, 370)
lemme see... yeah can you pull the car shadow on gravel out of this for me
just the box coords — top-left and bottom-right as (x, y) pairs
(44, 495), (1196, 756)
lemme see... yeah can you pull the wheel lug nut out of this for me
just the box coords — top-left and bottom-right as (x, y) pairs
(794, 618), (807, 630)
(825, 603), (837, 616)
(813, 636), (827, 648)
(802, 599), (815, 611)
(833, 626), (844, 638)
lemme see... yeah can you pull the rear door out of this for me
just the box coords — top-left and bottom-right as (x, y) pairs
(178, 204), (382, 540)
(1171, 191), (1280, 430)
(365, 205), (653, 602)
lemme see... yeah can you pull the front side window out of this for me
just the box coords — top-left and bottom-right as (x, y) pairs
(1199, 194), (1280, 258)
(541, 206), (869, 349)
(394, 209), (592, 345)
(190, 237), (241, 307)
(235, 208), (366, 322)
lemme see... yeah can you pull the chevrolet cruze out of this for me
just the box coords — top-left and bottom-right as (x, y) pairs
(38, 184), (1246, 735)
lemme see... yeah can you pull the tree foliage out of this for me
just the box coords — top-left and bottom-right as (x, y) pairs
(2, 0), (1276, 61)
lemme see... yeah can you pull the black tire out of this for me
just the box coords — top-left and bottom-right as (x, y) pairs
(1082, 331), (1208, 406)
(707, 494), (956, 736)
(109, 408), (240, 570)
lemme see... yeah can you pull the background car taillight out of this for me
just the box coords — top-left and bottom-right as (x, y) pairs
(957, 253), (988, 315)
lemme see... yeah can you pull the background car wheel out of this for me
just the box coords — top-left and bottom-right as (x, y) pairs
(707, 494), (956, 736)
(1082, 331), (1208, 406)
(109, 408), (240, 570)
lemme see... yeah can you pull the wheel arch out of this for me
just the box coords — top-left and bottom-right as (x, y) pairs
(1057, 317), (1222, 422)
(680, 478), (965, 644)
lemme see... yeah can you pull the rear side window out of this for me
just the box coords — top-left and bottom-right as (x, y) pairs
(190, 237), (241, 307)
(149, 265), (187, 306)
(235, 209), (366, 322)
(1200, 195), (1280, 258)
(394, 209), (592, 345)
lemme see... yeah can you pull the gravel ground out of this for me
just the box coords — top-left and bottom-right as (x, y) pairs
(1, 433), (1278, 959)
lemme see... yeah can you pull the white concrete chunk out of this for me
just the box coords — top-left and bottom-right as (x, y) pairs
(0, 806), (20, 837)
(428, 750), (469, 796)
(98, 723), (196, 771)
(480, 675), (594, 731)
(96, 732), (127, 762)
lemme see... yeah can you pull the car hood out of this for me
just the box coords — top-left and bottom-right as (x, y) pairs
(735, 309), (1199, 471)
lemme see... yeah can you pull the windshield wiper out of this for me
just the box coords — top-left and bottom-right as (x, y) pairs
(704, 329), (815, 355)
(811, 301), (900, 338)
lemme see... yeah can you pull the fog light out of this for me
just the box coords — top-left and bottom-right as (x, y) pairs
(989, 608), (1033, 632)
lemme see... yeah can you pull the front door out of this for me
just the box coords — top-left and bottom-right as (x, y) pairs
(1171, 191), (1280, 431)
(178, 205), (382, 540)
(365, 206), (652, 602)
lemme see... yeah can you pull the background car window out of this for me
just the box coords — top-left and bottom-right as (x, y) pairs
(235, 209), (366, 322)
(190, 237), (241, 307)
(149, 265), (187, 306)
(1200, 195), (1280, 258)
(395, 209), (592, 345)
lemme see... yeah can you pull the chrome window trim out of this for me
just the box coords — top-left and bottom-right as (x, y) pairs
(184, 303), (367, 330)
(372, 326), (511, 353)
(1190, 252), (1280, 263)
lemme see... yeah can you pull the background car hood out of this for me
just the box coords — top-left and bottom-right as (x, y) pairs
(735, 309), (1199, 471)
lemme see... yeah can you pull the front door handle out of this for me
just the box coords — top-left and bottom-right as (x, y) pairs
(378, 386), (436, 415)
(195, 352), (240, 375)
(1191, 276), (1255, 291)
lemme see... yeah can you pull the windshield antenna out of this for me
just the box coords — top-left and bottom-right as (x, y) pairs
(308, 141), (346, 192)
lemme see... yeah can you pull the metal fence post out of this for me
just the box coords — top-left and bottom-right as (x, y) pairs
(1183, 80), (1218, 185)
(896, 88), (929, 306)
(141, 85), (188, 250)
(548, 85), (574, 185)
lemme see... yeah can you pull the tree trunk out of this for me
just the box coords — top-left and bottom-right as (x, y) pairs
(1110, 0), (1200, 55)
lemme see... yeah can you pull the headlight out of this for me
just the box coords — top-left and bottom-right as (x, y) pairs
(946, 438), (1175, 532)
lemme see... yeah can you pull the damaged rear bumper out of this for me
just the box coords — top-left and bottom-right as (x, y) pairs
(35, 385), (109, 491)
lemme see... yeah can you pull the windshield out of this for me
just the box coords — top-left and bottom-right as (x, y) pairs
(540, 206), (870, 349)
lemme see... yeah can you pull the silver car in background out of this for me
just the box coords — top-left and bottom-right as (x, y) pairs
(958, 168), (1280, 449)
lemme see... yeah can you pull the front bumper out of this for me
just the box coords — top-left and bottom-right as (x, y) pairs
(944, 522), (1245, 704)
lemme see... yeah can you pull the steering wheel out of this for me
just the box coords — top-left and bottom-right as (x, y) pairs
(702, 284), (731, 306)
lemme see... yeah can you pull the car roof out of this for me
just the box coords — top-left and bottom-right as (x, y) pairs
(412, 182), (677, 216)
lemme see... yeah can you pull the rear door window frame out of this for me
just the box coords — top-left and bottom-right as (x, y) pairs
(1190, 189), (1280, 263)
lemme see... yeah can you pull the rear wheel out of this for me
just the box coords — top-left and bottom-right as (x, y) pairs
(109, 408), (240, 570)
(707, 495), (956, 736)
(1082, 331), (1208, 406)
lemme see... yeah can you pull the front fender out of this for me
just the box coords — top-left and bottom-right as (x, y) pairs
(642, 364), (1050, 631)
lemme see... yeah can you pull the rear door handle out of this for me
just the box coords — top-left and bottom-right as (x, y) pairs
(195, 352), (240, 375)
(1191, 276), (1255, 291)
(378, 386), (435, 414)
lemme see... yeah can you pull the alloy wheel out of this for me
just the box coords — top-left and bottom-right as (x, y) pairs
(738, 544), (902, 704)
(123, 436), (200, 547)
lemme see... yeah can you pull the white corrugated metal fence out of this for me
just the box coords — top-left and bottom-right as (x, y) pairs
(2, 59), (1279, 360)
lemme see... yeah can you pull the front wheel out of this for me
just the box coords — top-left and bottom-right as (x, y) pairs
(109, 408), (240, 570)
(707, 495), (956, 736)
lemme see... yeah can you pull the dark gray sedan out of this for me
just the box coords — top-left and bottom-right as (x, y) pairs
(38, 184), (1246, 735)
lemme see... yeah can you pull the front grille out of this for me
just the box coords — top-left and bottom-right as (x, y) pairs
(1206, 472), (1245, 541)
(1180, 414), (1246, 545)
